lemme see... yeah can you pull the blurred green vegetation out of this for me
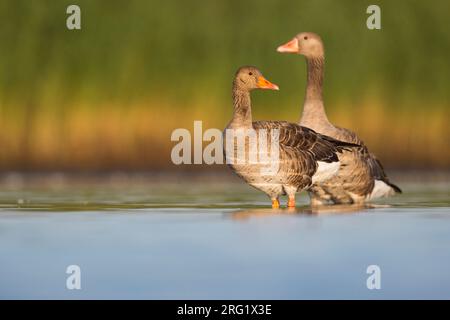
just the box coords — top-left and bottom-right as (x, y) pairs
(0, 0), (448, 170)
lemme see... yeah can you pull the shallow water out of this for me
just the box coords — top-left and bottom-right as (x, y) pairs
(0, 179), (449, 299)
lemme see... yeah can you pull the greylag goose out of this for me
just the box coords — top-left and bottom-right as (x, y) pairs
(224, 66), (360, 208)
(277, 32), (401, 205)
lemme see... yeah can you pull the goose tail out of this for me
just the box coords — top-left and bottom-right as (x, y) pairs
(386, 181), (402, 194)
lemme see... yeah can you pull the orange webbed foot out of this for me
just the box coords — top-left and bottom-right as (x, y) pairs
(287, 197), (296, 208)
(271, 198), (280, 209)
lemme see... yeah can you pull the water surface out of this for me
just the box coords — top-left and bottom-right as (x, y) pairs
(0, 178), (449, 299)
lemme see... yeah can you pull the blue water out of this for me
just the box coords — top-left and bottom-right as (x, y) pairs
(0, 180), (449, 299)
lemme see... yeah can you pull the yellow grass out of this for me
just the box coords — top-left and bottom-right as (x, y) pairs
(0, 97), (448, 170)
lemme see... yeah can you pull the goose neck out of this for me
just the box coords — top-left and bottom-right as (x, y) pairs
(231, 86), (252, 127)
(301, 56), (330, 127)
(306, 56), (324, 101)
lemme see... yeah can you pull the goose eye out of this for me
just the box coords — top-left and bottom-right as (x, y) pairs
(248, 72), (253, 76)
(304, 36), (308, 40)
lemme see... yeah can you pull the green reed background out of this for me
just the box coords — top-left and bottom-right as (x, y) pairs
(0, 0), (448, 170)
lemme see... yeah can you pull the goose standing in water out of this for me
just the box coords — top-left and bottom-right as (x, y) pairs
(277, 32), (401, 205)
(224, 66), (360, 208)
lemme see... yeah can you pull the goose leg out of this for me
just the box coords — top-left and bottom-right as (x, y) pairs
(271, 198), (280, 209)
(284, 186), (297, 208)
(287, 196), (296, 208)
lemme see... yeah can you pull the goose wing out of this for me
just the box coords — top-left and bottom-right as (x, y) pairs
(253, 121), (357, 162)
(252, 121), (359, 189)
(335, 126), (401, 194)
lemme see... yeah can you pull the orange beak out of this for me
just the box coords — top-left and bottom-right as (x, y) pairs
(277, 38), (299, 53)
(257, 76), (279, 90)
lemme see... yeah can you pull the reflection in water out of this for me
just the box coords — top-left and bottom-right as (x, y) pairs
(0, 192), (449, 299)
(230, 203), (381, 220)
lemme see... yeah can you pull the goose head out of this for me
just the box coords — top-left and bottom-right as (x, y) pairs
(234, 66), (279, 91)
(277, 32), (324, 58)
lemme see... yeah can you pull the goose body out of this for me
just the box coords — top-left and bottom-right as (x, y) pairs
(277, 32), (401, 205)
(224, 66), (359, 208)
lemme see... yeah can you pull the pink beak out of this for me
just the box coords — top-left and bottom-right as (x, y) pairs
(277, 38), (299, 53)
